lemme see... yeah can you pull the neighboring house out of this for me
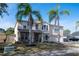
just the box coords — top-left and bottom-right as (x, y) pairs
(48, 24), (63, 42)
(63, 31), (79, 42)
(14, 20), (64, 43)
(70, 31), (79, 41)
(71, 31), (79, 38)
(0, 28), (6, 43)
(62, 30), (71, 42)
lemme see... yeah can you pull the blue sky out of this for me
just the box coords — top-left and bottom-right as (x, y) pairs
(0, 3), (79, 33)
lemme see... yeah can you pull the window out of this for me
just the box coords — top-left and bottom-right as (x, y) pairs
(46, 26), (48, 30)
(23, 25), (26, 29)
(45, 35), (49, 40)
(42, 25), (48, 31)
(36, 24), (38, 29)
(54, 27), (60, 33)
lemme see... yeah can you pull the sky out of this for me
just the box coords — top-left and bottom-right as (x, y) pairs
(0, 3), (79, 33)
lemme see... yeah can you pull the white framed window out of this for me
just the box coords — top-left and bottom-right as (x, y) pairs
(42, 25), (48, 31)
(36, 24), (38, 30)
(23, 25), (26, 29)
(53, 27), (60, 33)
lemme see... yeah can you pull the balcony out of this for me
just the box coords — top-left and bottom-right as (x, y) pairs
(17, 23), (49, 33)
(32, 24), (42, 31)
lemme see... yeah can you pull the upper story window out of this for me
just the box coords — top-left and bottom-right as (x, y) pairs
(23, 25), (26, 29)
(36, 24), (38, 30)
(42, 25), (48, 31)
(27, 22), (29, 26)
(53, 27), (60, 33)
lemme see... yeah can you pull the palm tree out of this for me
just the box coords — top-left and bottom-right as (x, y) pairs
(48, 4), (70, 42)
(16, 3), (42, 45)
(0, 3), (8, 17)
(0, 3), (8, 43)
(75, 21), (79, 31)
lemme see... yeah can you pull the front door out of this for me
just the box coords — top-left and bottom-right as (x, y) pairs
(34, 33), (41, 43)
(20, 32), (29, 43)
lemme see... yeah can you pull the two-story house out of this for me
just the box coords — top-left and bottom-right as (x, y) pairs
(14, 20), (64, 43)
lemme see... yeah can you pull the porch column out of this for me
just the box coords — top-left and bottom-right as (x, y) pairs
(41, 33), (44, 42)
(32, 32), (34, 43)
(18, 32), (21, 41)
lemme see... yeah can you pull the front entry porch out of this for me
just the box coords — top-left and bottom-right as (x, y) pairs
(19, 30), (42, 43)
(33, 32), (42, 43)
(20, 32), (29, 43)
(18, 29), (49, 44)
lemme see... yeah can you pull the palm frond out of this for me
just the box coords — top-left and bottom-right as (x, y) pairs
(16, 10), (24, 20)
(60, 10), (70, 15)
(32, 11), (42, 22)
(76, 21), (79, 24)
(16, 3), (32, 20)
(49, 10), (57, 15)
(18, 3), (32, 12)
(56, 3), (60, 10)
(76, 21), (79, 27)
(49, 14), (56, 23)
(0, 3), (8, 18)
(48, 10), (57, 23)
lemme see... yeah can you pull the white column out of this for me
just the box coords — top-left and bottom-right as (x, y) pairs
(32, 32), (34, 43)
(41, 33), (44, 42)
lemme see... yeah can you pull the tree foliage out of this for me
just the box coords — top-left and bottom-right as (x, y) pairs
(48, 4), (70, 24)
(63, 29), (71, 36)
(0, 3), (8, 17)
(5, 27), (14, 35)
(16, 3), (42, 25)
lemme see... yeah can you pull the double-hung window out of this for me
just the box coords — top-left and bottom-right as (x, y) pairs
(23, 25), (26, 29)
(54, 27), (60, 33)
(42, 25), (48, 31)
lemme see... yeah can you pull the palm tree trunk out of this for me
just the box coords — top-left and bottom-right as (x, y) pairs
(41, 32), (43, 43)
(41, 22), (44, 43)
(57, 16), (60, 43)
(55, 19), (57, 25)
(29, 25), (32, 45)
(28, 13), (33, 45)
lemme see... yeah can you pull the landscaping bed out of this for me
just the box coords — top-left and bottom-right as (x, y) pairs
(9, 42), (67, 56)
(0, 42), (76, 56)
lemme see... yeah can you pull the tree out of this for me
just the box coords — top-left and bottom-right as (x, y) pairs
(63, 29), (71, 36)
(48, 4), (70, 42)
(6, 27), (14, 35)
(16, 3), (42, 45)
(0, 3), (8, 43)
(4, 27), (14, 43)
(0, 3), (8, 17)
